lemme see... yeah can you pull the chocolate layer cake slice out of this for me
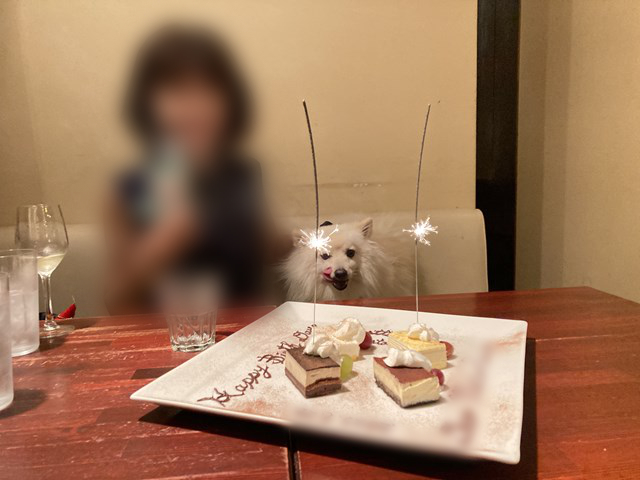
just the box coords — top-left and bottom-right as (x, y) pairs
(285, 346), (341, 398)
(373, 357), (440, 407)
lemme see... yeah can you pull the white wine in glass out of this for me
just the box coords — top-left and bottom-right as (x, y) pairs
(37, 253), (66, 277)
(15, 204), (73, 338)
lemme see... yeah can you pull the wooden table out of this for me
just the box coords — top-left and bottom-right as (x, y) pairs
(1, 287), (639, 479)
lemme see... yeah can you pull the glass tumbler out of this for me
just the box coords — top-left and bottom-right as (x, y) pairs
(0, 250), (39, 356)
(0, 272), (13, 411)
(160, 275), (218, 352)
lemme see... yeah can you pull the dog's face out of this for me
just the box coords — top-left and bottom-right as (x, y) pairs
(293, 218), (373, 292)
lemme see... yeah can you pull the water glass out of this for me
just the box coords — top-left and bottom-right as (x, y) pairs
(160, 276), (218, 352)
(0, 250), (39, 356)
(0, 273), (13, 411)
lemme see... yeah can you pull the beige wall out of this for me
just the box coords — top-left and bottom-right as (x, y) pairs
(0, 0), (44, 220)
(517, 0), (640, 301)
(0, 0), (477, 226)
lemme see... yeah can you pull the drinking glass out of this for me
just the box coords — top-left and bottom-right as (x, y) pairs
(0, 272), (13, 411)
(160, 275), (218, 352)
(0, 250), (39, 356)
(15, 204), (73, 338)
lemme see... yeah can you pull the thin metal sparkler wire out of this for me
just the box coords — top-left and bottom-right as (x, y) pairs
(414, 105), (432, 325)
(303, 100), (319, 338)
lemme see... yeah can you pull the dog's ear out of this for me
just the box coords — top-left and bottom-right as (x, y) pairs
(358, 217), (373, 238)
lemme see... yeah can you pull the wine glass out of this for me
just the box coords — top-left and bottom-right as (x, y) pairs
(15, 204), (73, 338)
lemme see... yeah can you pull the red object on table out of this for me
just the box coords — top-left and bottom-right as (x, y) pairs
(56, 303), (76, 319)
(359, 331), (373, 349)
(1, 288), (639, 479)
(442, 340), (454, 358)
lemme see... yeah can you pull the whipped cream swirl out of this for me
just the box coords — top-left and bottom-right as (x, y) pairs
(332, 317), (366, 344)
(303, 317), (366, 359)
(408, 322), (440, 342)
(384, 348), (432, 370)
(303, 331), (338, 358)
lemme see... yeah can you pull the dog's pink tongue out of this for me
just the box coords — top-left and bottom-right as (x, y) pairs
(322, 267), (333, 278)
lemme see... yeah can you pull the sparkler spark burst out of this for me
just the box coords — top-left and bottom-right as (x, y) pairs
(298, 226), (339, 255)
(404, 217), (438, 245)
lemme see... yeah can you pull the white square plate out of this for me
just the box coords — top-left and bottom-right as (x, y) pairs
(131, 302), (528, 464)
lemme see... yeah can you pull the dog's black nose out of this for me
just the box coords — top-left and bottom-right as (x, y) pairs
(334, 269), (348, 281)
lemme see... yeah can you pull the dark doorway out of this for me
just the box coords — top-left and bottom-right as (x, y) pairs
(476, 0), (520, 291)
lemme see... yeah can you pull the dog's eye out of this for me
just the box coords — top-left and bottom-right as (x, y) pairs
(320, 253), (331, 260)
(346, 249), (356, 258)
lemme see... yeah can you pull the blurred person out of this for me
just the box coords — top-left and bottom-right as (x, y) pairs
(104, 25), (281, 314)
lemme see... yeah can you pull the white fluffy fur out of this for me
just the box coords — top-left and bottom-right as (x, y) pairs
(280, 217), (414, 302)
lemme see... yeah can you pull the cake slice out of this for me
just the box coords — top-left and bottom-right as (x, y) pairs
(373, 357), (441, 407)
(388, 331), (448, 369)
(285, 346), (341, 398)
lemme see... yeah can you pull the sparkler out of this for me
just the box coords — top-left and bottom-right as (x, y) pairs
(403, 218), (438, 245)
(301, 100), (333, 331)
(297, 225), (339, 255)
(405, 105), (438, 324)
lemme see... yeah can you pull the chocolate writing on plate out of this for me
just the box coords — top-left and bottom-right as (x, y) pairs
(196, 364), (271, 406)
(197, 325), (312, 407)
(369, 329), (391, 345)
(369, 329), (391, 336)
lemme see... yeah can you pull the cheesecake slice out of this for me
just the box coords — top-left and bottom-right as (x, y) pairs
(387, 331), (448, 369)
(285, 346), (341, 398)
(373, 357), (440, 407)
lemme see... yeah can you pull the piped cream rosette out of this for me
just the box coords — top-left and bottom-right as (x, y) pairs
(303, 317), (366, 361)
(383, 348), (433, 370)
(407, 322), (439, 342)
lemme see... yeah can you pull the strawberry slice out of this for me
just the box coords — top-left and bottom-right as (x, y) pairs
(433, 368), (445, 386)
(442, 341), (454, 359)
(359, 331), (373, 350)
(57, 303), (76, 319)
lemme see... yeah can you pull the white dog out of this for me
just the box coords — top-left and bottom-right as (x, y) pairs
(280, 217), (414, 302)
